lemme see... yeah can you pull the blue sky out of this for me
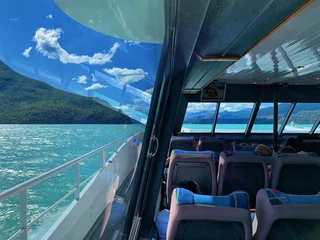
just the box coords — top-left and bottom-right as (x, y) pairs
(0, 0), (162, 122)
(0, 0), (272, 122)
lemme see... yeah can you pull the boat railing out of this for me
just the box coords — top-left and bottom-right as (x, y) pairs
(0, 134), (135, 240)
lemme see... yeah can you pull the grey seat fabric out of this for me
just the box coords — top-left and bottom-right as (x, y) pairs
(217, 151), (269, 208)
(167, 136), (195, 157)
(167, 188), (252, 240)
(270, 153), (320, 195)
(166, 150), (217, 205)
(198, 137), (227, 153)
(253, 188), (320, 240)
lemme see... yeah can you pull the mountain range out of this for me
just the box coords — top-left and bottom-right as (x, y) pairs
(0, 61), (134, 124)
(185, 103), (320, 124)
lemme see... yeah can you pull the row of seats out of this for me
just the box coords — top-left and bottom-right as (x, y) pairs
(167, 187), (320, 240)
(169, 134), (320, 155)
(166, 150), (320, 208)
(168, 136), (227, 157)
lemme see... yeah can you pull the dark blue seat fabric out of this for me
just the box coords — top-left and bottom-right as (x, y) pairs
(218, 151), (269, 208)
(168, 136), (195, 157)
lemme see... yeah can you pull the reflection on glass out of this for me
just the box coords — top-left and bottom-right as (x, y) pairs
(181, 103), (216, 133)
(215, 103), (254, 133)
(0, 0), (164, 239)
(315, 125), (320, 133)
(252, 103), (290, 133)
(283, 103), (320, 133)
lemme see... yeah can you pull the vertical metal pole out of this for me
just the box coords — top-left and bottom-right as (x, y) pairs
(273, 86), (279, 152)
(20, 190), (28, 240)
(211, 102), (220, 135)
(74, 163), (80, 201)
(100, 150), (106, 170)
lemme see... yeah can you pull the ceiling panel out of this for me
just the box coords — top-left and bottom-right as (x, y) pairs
(184, 55), (232, 89)
(218, 0), (320, 85)
(195, 0), (308, 57)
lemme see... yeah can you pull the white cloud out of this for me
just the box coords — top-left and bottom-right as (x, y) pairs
(92, 73), (97, 82)
(10, 18), (18, 21)
(126, 85), (151, 104)
(145, 88), (154, 94)
(85, 83), (107, 91)
(72, 75), (87, 84)
(46, 14), (53, 19)
(22, 47), (32, 58)
(220, 103), (254, 112)
(33, 28), (120, 65)
(103, 67), (147, 85)
(186, 103), (216, 114)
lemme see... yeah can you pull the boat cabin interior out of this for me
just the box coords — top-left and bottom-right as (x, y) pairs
(120, 0), (320, 240)
(1, 0), (320, 240)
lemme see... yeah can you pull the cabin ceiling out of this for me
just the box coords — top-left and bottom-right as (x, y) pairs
(173, 0), (320, 94)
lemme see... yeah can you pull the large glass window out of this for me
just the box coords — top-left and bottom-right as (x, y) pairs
(252, 103), (291, 133)
(0, 0), (164, 239)
(315, 124), (320, 134)
(283, 103), (320, 133)
(181, 103), (216, 133)
(215, 103), (254, 133)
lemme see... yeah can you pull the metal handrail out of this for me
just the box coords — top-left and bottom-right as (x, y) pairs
(0, 134), (132, 201)
(0, 133), (134, 240)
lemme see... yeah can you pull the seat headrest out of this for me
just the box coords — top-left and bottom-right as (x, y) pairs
(173, 150), (218, 159)
(199, 137), (225, 141)
(175, 188), (249, 210)
(234, 145), (256, 151)
(224, 151), (266, 156)
(172, 136), (194, 140)
(263, 188), (320, 205)
(277, 152), (319, 157)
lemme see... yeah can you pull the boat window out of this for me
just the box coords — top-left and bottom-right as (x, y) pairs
(181, 102), (217, 133)
(215, 103), (254, 133)
(251, 103), (291, 133)
(283, 103), (320, 133)
(0, 0), (164, 239)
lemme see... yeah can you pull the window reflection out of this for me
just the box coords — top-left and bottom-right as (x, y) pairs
(252, 103), (290, 133)
(283, 103), (320, 133)
(181, 103), (216, 133)
(216, 103), (254, 133)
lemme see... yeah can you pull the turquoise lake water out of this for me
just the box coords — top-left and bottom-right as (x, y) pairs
(0, 123), (316, 239)
(0, 124), (144, 240)
(182, 124), (314, 133)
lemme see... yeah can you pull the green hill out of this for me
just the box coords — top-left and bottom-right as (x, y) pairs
(0, 61), (133, 124)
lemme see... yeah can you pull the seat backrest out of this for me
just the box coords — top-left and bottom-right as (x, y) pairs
(198, 137), (227, 152)
(218, 151), (269, 208)
(168, 136), (195, 157)
(233, 144), (256, 151)
(296, 134), (320, 155)
(253, 188), (320, 240)
(166, 150), (217, 204)
(167, 188), (252, 240)
(271, 153), (320, 195)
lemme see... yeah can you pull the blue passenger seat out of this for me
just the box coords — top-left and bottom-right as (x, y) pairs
(217, 151), (269, 208)
(253, 188), (320, 240)
(271, 152), (320, 195)
(166, 188), (252, 240)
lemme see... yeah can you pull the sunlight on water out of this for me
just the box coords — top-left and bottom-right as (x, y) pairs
(0, 124), (143, 240)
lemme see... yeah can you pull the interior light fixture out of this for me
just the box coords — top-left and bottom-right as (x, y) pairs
(316, 77), (320, 80)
